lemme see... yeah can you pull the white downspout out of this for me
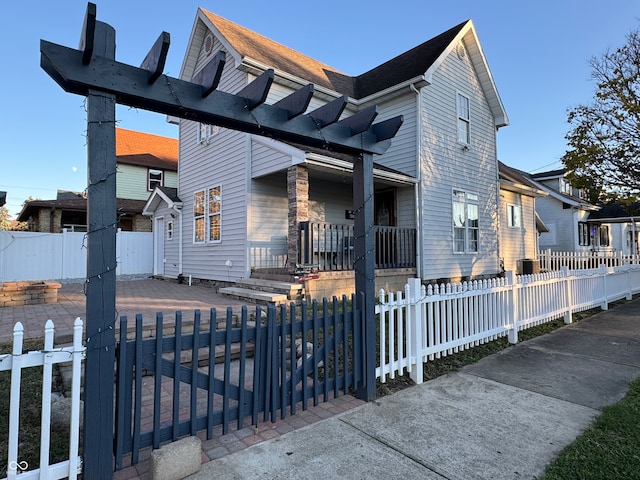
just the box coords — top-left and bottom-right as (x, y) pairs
(410, 83), (423, 278)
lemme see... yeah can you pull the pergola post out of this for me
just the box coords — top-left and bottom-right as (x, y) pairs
(83, 19), (118, 477)
(353, 152), (377, 401)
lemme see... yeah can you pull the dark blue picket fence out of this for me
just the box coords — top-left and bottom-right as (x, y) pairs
(113, 294), (365, 469)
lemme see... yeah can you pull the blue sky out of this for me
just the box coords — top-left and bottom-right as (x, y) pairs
(1, 0), (638, 218)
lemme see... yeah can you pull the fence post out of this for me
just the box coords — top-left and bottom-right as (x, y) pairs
(506, 271), (518, 344)
(599, 263), (609, 310)
(407, 278), (423, 384)
(561, 266), (573, 324)
(7, 322), (24, 480)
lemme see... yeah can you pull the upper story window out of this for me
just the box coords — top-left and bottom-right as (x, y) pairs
(453, 189), (478, 253)
(148, 169), (163, 191)
(457, 93), (470, 144)
(198, 123), (219, 145)
(578, 188), (590, 200)
(193, 185), (222, 243)
(507, 204), (522, 228)
(560, 178), (572, 195)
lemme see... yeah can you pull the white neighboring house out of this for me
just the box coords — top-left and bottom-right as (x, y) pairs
(144, 9), (512, 297)
(530, 169), (603, 252)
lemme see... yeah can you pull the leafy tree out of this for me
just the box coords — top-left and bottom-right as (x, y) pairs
(562, 28), (640, 202)
(0, 205), (11, 230)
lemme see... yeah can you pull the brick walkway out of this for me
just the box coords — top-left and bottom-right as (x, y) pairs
(1, 278), (365, 479)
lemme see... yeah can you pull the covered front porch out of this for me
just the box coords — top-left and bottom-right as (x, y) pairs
(248, 147), (418, 276)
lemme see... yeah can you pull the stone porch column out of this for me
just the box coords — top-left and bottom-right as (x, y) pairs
(287, 165), (309, 270)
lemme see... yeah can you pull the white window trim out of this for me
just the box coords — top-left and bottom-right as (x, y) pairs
(197, 123), (219, 145)
(456, 92), (470, 145)
(148, 168), (163, 191)
(208, 185), (222, 243)
(452, 189), (479, 254)
(193, 185), (222, 244)
(193, 189), (206, 244)
(166, 221), (174, 241)
(507, 204), (522, 228)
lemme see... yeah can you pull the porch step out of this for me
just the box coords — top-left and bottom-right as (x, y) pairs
(219, 286), (289, 305)
(235, 278), (303, 296)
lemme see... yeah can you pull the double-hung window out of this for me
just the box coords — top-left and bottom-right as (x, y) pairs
(457, 93), (470, 144)
(193, 186), (222, 243)
(194, 190), (206, 243)
(453, 189), (479, 253)
(578, 222), (590, 246)
(208, 186), (221, 242)
(507, 204), (522, 228)
(148, 169), (163, 191)
(198, 123), (219, 145)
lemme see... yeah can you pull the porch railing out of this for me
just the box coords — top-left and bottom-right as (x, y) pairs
(298, 222), (416, 271)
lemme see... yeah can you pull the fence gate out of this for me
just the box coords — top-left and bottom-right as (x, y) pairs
(113, 294), (364, 469)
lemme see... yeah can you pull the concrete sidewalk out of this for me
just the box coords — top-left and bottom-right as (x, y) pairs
(187, 298), (640, 480)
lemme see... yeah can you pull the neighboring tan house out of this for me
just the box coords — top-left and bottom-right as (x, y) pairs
(144, 9), (510, 297)
(530, 169), (603, 252)
(498, 161), (548, 274)
(19, 128), (177, 232)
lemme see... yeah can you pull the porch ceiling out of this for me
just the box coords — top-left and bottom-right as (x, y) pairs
(304, 155), (417, 188)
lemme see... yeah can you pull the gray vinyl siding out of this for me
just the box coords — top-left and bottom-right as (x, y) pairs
(251, 140), (292, 179)
(396, 187), (416, 229)
(309, 179), (354, 224)
(418, 49), (500, 281)
(177, 31), (251, 281)
(249, 176), (288, 242)
(370, 93), (418, 178)
(536, 197), (592, 252)
(499, 190), (537, 273)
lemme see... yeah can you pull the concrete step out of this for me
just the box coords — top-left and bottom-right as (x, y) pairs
(219, 286), (289, 305)
(236, 278), (303, 296)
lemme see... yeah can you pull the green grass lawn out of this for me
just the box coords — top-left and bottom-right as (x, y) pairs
(540, 377), (640, 480)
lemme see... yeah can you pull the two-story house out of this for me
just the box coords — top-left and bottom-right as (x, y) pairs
(530, 169), (604, 253)
(144, 9), (512, 298)
(19, 128), (177, 232)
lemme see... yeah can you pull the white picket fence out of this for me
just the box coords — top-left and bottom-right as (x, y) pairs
(376, 264), (640, 384)
(1, 319), (85, 480)
(0, 230), (152, 282)
(538, 249), (640, 271)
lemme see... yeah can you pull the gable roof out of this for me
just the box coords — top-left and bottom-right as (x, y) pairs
(498, 161), (546, 197)
(187, 10), (508, 126)
(143, 186), (183, 215)
(116, 128), (178, 171)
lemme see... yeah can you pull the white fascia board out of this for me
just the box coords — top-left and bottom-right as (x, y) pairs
(250, 135), (307, 163)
